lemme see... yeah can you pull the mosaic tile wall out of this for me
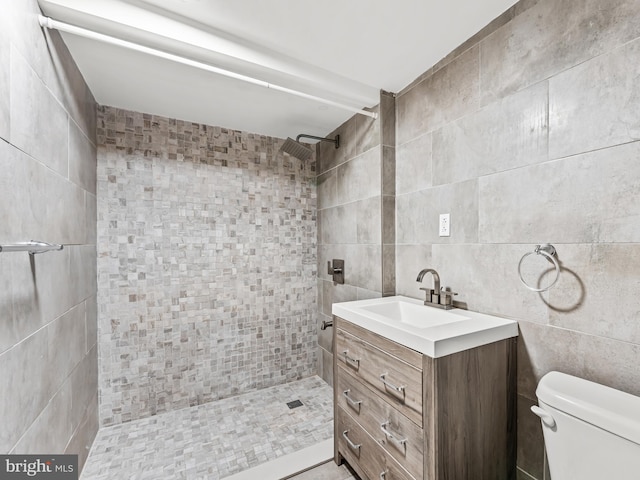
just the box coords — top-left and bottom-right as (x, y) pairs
(96, 106), (317, 426)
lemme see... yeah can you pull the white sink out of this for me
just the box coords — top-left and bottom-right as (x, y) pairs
(332, 296), (518, 358)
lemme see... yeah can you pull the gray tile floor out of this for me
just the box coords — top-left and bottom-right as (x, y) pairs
(81, 376), (334, 480)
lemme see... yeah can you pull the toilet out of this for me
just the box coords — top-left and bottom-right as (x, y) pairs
(532, 371), (640, 479)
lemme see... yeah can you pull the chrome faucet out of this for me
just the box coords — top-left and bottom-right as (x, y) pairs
(416, 268), (457, 310)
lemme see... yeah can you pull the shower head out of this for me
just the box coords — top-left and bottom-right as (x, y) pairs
(279, 134), (340, 161)
(280, 138), (314, 161)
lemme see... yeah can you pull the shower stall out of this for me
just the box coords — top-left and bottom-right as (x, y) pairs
(89, 106), (331, 478)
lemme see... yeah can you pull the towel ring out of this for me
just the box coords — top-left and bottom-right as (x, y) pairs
(518, 244), (560, 292)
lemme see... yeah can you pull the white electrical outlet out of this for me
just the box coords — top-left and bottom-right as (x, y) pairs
(439, 213), (450, 237)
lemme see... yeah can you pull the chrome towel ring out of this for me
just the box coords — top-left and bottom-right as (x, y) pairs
(518, 244), (560, 292)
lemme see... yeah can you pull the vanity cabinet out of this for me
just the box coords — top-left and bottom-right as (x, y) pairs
(333, 316), (516, 480)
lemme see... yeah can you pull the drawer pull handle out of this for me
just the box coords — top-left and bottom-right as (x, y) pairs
(380, 421), (408, 453)
(380, 373), (406, 400)
(342, 430), (361, 455)
(380, 470), (389, 480)
(340, 350), (360, 370)
(342, 389), (362, 413)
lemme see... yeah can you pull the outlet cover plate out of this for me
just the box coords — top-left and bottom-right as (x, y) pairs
(439, 213), (450, 237)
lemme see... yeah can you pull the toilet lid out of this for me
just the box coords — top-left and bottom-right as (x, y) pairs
(536, 371), (640, 445)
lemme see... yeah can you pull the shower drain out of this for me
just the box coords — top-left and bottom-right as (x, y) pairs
(286, 399), (304, 409)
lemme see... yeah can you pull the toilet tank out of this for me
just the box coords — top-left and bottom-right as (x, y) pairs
(534, 371), (640, 480)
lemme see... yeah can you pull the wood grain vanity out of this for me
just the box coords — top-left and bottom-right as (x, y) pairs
(333, 313), (517, 480)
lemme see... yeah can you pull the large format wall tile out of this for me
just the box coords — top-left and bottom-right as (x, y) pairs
(1, 0), (97, 466)
(10, 44), (68, 175)
(518, 320), (640, 401)
(480, 0), (640, 104)
(0, 327), (51, 452)
(396, 179), (478, 245)
(0, 26), (9, 141)
(336, 146), (381, 205)
(69, 120), (97, 194)
(549, 36), (640, 159)
(479, 142), (640, 244)
(396, 132), (431, 195)
(433, 82), (548, 185)
(397, 46), (480, 144)
(547, 244), (640, 345)
(395, 244), (432, 298)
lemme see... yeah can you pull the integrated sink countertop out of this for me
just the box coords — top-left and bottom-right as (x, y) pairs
(332, 295), (518, 358)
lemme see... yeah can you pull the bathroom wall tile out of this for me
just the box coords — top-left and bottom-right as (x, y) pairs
(0, 326), (51, 452)
(356, 196), (381, 245)
(318, 205), (357, 245)
(336, 146), (381, 205)
(480, 0), (640, 105)
(517, 394), (545, 480)
(2, 145), (86, 245)
(85, 192), (97, 245)
(396, 180), (478, 245)
(10, 44), (68, 176)
(317, 169), (337, 210)
(356, 288), (382, 300)
(381, 146), (395, 196)
(319, 244), (381, 293)
(65, 392), (98, 472)
(318, 347), (334, 387)
(380, 91), (395, 148)
(0, 255), (15, 355)
(48, 303), (86, 394)
(382, 195), (395, 246)
(70, 345), (98, 428)
(98, 107), (318, 424)
(549, 37), (640, 159)
(318, 313), (333, 353)
(69, 119), (97, 194)
(0, 26), (9, 141)
(11, 247), (70, 336)
(11, 373), (73, 454)
(396, 132), (431, 195)
(356, 104), (380, 155)
(517, 320), (640, 401)
(395, 244), (432, 298)
(546, 244), (640, 345)
(382, 243), (395, 296)
(396, 45), (480, 144)
(5, 0), (96, 142)
(430, 244), (550, 322)
(433, 82), (548, 185)
(322, 280), (358, 317)
(85, 296), (98, 354)
(479, 142), (640, 244)
(318, 116), (356, 174)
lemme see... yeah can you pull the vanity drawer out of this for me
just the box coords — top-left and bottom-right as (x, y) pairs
(337, 370), (423, 478)
(336, 328), (423, 426)
(337, 406), (415, 480)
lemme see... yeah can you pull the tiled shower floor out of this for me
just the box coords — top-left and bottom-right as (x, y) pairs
(81, 376), (334, 480)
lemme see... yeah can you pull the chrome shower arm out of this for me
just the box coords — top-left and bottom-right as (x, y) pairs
(296, 134), (340, 149)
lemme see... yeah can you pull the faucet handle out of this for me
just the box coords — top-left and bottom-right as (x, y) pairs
(440, 288), (458, 297)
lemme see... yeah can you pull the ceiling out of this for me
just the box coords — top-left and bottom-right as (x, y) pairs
(38, 0), (518, 140)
